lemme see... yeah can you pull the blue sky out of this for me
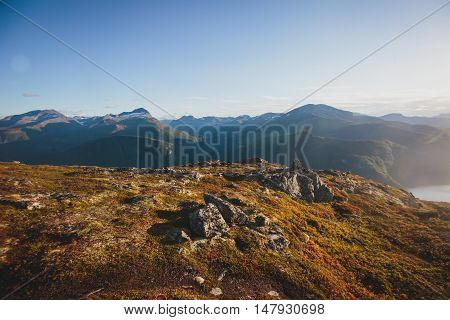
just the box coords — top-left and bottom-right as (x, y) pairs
(1, 0), (449, 118)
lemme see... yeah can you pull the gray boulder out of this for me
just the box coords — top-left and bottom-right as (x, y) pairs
(298, 175), (315, 202)
(305, 171), (322, 191)
(290, 159), (303, 171)
(402, 192), (421, 208)
(275, 172), (302, 197)
(314, 184), (334, 202)
(261, 170), (333, 203)
(189, 203), (229, 238)
(204, 194), (248, 225)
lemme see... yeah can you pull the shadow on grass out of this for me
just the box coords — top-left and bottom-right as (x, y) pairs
(147, 201), (203, 241)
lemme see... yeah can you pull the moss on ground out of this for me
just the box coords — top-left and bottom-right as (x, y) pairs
(0, 162), (448, 299)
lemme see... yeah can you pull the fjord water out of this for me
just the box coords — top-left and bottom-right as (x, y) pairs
(408, 185), (450, 202)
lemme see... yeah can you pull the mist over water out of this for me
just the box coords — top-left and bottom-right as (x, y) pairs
(408, 185), (450, 202)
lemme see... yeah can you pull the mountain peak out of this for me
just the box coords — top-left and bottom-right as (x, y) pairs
(384, 113), (403, 117)
(118, 108), (150, 117)
(0, 109), (68, 129)
(287, 104), (342, 115)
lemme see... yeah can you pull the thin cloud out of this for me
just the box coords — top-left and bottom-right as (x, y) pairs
(22, 92), (39, 97)
(186, 96), (208, 101)
(261, 96), (292, 101)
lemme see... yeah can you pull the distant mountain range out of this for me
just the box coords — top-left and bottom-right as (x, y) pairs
(381, 113), (450, 128)
(1, 105), (449, 188)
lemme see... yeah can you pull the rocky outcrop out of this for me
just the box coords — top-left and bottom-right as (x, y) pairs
(187, 193), (290, 252)
(189, 203), (229, 238)
(221, 162), (334, 203)
(204, 194), (248, 225)
(261, 169), (333, 203)
(188, 194), (249, 238)
(402, 192), (421, 208)
(290, 159), (303, 171)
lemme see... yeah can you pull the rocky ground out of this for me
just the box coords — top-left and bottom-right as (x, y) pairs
(0, 160), (448, 299)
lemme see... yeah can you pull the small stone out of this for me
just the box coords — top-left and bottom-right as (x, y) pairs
(306, 293), (317, 299)
(190, 172), (203, 181)
(178, 230), (191, 242)
(210, 287), (222, 296)
(27, 201), (44, 210)
(182, 285), (193, 289)
(218, 268), (229, 281)
(300, 232), (310, 243)
(164, 228), (191, 244)
(194, 276), (205, 285)
(268, 290), (280, 299)
(51, 192), (76, 201)
(123, 195), (145, 205)
(266, 234), (290, 251)
(176, 247), (184, 254)
(227, 197), (246, 206)
(226, 182), (237, 188)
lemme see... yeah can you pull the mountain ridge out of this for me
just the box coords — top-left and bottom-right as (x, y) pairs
(1, 104), (449, 188)
(381, 113), (450, 129)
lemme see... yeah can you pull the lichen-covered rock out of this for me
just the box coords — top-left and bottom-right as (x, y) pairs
(269, 172), (301, 197)
(266, 234), (290, 251)
(314, 184), (334, 202)
(210, 287), (222, 296)
(290, 159), (303, 171)
(305, 171), (322, 191)
(189, 203), (229, 238)
(190, 239), (209, 251)
(204, 194), (248, 225)
(298, 175), (315, 202)
(260, 170), (333, 203)
(402, 192), (421, 208)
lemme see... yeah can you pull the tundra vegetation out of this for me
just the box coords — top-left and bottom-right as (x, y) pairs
(0, 161), (448, 299)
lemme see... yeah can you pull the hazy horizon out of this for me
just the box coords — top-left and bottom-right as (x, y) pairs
(2, 103), (450, 121)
